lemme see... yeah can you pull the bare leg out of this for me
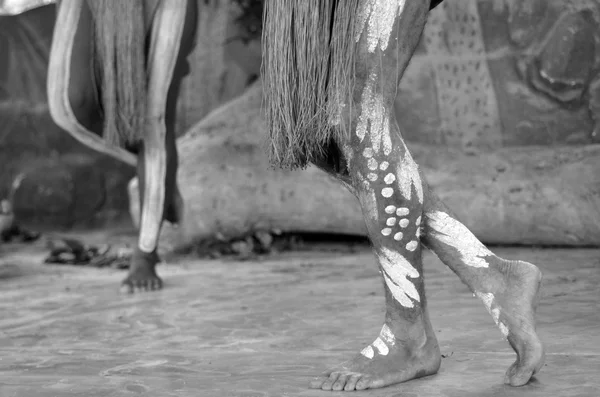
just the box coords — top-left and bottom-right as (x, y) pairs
(310, 1), (439, 391)
(421, 181), (545, 386)
(121, 0), (190, 293)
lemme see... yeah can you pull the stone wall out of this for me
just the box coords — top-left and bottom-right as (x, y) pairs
(0, 1), (257, 231)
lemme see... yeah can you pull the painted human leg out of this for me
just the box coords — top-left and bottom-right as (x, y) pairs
(310, 0), (439, 391)
(310, 137), (441, 392)
(47, 0), (136, 166)
(420, 182), (545, 386)
(121, 0), (188, 293)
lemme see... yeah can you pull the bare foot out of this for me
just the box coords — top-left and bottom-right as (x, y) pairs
(120, 249), (163, 293)
(482, 258), (545, 386)
(310, 324), (441, 391)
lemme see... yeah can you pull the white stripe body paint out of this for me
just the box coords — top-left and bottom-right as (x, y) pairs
(476, 291), (510, 339)
(139, 1), (186, 253)
(372, 337), (389, 355)
(426, 211), (494, 268)
(380, 324), (396, 346)
(498, 323), (509, 338)
(356, 70), (390, 153)
(396, 151), (423, 204)
(378, 247), (420, 308)
(360, 324), (397, 360)
(361, 345), (375, 359)
(355, 0), (407, 52)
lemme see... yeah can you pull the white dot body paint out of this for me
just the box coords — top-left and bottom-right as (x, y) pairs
(367, 173), (378, 182)
(363, 147), (374, 158)
(396, 207), (409, 216)
(399, 218), (409, 228)
(385, 205), (397, 214)
(355, 0), (408, 52)
(406, 240), (418, 251)
(426, 211), (494, 268)
(381, 187), (394, 198)
(378, 247), (420, 308)
(361, 345), (375, 359)
(394, 232), (403, 241)
(381, 228), (392, 236)
(379, 161), (389, 171)
(386, 217), (397, 226)
(384, 173), (396, 184)
(368, 158), (379, 170)
(372, 337), (389, 355)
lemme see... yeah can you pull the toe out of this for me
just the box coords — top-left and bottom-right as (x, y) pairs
(355, 375), (372, 391)
(151, 278), (163, 290)
(120, 282), (134, 294)
(344, 374), (361, 391)
(506, 365), (534, 387)
(332, 374), (348, 391)
(321, 372), (341, 391)
(308, 377), (328, 389)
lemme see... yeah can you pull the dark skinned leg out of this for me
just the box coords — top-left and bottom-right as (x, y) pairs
(122, 0), (197, 293)
(310, 0), (439, 391)
(420, 180), (545, 386)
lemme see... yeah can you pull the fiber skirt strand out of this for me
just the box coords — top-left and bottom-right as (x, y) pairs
(262, 0), (360, 169)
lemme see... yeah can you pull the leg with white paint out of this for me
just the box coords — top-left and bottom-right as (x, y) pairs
(421, 183), (545, 386)
(121, 0), (194, 293)
(310, 146), (441, 391)
(310, 1), (440, 391)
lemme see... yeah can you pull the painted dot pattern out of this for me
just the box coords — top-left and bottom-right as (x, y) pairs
(368, 158), (379, 170)
(381, 187), (394, 198)
(384, 173), (396, 184)
(396, 207), (409, 216)
(406, 240), (418, 251)
(360, 144), (418, 254)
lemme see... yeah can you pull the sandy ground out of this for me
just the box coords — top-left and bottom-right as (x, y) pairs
(0, 238), (599, 397)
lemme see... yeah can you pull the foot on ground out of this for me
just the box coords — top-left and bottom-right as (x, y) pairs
(309, 327), (441, 391)
(486, 258), (545, 386)
(120, 249), (162, 293)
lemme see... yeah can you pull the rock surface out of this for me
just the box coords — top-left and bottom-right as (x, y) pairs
(131, 83), (600, 248)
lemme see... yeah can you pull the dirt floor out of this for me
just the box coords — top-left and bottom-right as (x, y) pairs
(0, 236), (599, 397)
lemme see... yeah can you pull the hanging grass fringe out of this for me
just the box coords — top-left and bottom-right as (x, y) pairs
(262, 0), (360, 169)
